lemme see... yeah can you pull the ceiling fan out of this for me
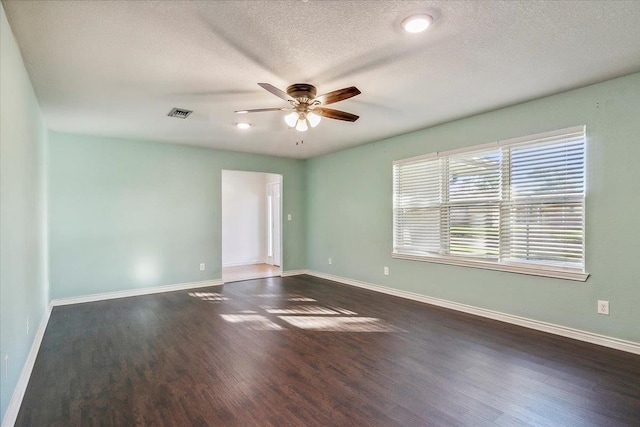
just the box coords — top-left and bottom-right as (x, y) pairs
(235, 83), (361, 132)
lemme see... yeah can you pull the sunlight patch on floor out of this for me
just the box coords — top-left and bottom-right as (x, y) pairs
(261, 305), (343, 315)
(220, 314), (283, 331)
(189, 292), (229, 302)
(279, 316), (402, 332)
(218, 288), (402, 333)
(253, 293), (304, 298)
(286, 297), (317, 302)
(327, 306), (357, 315)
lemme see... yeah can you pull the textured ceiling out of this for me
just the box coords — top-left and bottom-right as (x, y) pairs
(3, 0), (640, 159)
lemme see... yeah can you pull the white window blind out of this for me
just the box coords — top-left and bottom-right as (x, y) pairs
(392, 126), (587, 281)
(393, 156), (442, 255)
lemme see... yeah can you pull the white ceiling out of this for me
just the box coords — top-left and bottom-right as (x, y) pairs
(4, 1), (640, 159)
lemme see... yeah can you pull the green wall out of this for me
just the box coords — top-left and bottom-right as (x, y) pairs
(0, 4), (49, 422)
(307, 72), (640, 343)
(48, 132), (307, 299)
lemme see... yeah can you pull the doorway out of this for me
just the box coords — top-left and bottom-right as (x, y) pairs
(221, 170), (282, 283)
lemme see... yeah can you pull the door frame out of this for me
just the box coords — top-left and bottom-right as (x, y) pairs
(266, 177), (283, 269)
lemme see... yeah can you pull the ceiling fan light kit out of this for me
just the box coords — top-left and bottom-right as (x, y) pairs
(307, 111), (321, 128)
(235, 82), (360, 137)
(295, 118), (308, 132)
(283, 112), (298, 127)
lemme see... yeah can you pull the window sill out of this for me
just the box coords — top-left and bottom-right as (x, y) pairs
(391, 253), (589, 282)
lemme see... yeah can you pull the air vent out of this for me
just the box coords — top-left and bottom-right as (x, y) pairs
(167, 108), (193, 119)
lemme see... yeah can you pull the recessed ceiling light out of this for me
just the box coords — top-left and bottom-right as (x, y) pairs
(235, 122), (252, 130)
(402, 14), (434, 33)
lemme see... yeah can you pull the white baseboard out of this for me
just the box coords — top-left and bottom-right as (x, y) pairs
(2, 304), (52, 427)
(305, 271), (640, 356)
(281, 269), (309, 277)
(51, 279), (224, 307)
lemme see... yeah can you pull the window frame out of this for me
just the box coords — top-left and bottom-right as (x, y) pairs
(392, 126), (589, 282)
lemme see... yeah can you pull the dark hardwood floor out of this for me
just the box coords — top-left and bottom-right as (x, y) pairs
(16, 275), (640, 426)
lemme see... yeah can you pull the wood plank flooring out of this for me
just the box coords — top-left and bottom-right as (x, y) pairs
(16, 275), (640, 426)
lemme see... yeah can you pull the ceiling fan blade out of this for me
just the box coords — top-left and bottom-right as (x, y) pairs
(235, 107), (292, 113)
(257, 83), (294, 101)
(315, 86), (361, 105)
(313, 107), (359, 122)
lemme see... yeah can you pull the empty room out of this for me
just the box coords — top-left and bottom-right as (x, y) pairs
(1, 1), (640, 426)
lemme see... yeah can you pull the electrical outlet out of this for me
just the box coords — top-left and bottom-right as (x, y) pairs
(287, 214), (292, 221)
(26, 317), (29, 335)
(384, 266), (389, 275)
(597, 300), (609, 315)
(200, 263), (205, 271)
(328, 258), (332, 265)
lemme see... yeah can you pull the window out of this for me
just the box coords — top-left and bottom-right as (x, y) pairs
(392, 126), (587, 281)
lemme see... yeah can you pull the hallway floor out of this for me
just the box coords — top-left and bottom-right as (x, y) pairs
(222, 263), (280, 283)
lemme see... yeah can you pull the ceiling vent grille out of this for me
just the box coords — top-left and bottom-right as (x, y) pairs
(167, 108), (193, 119)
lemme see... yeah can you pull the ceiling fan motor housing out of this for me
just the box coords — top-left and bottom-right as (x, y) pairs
(287, 83), (317, 100)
